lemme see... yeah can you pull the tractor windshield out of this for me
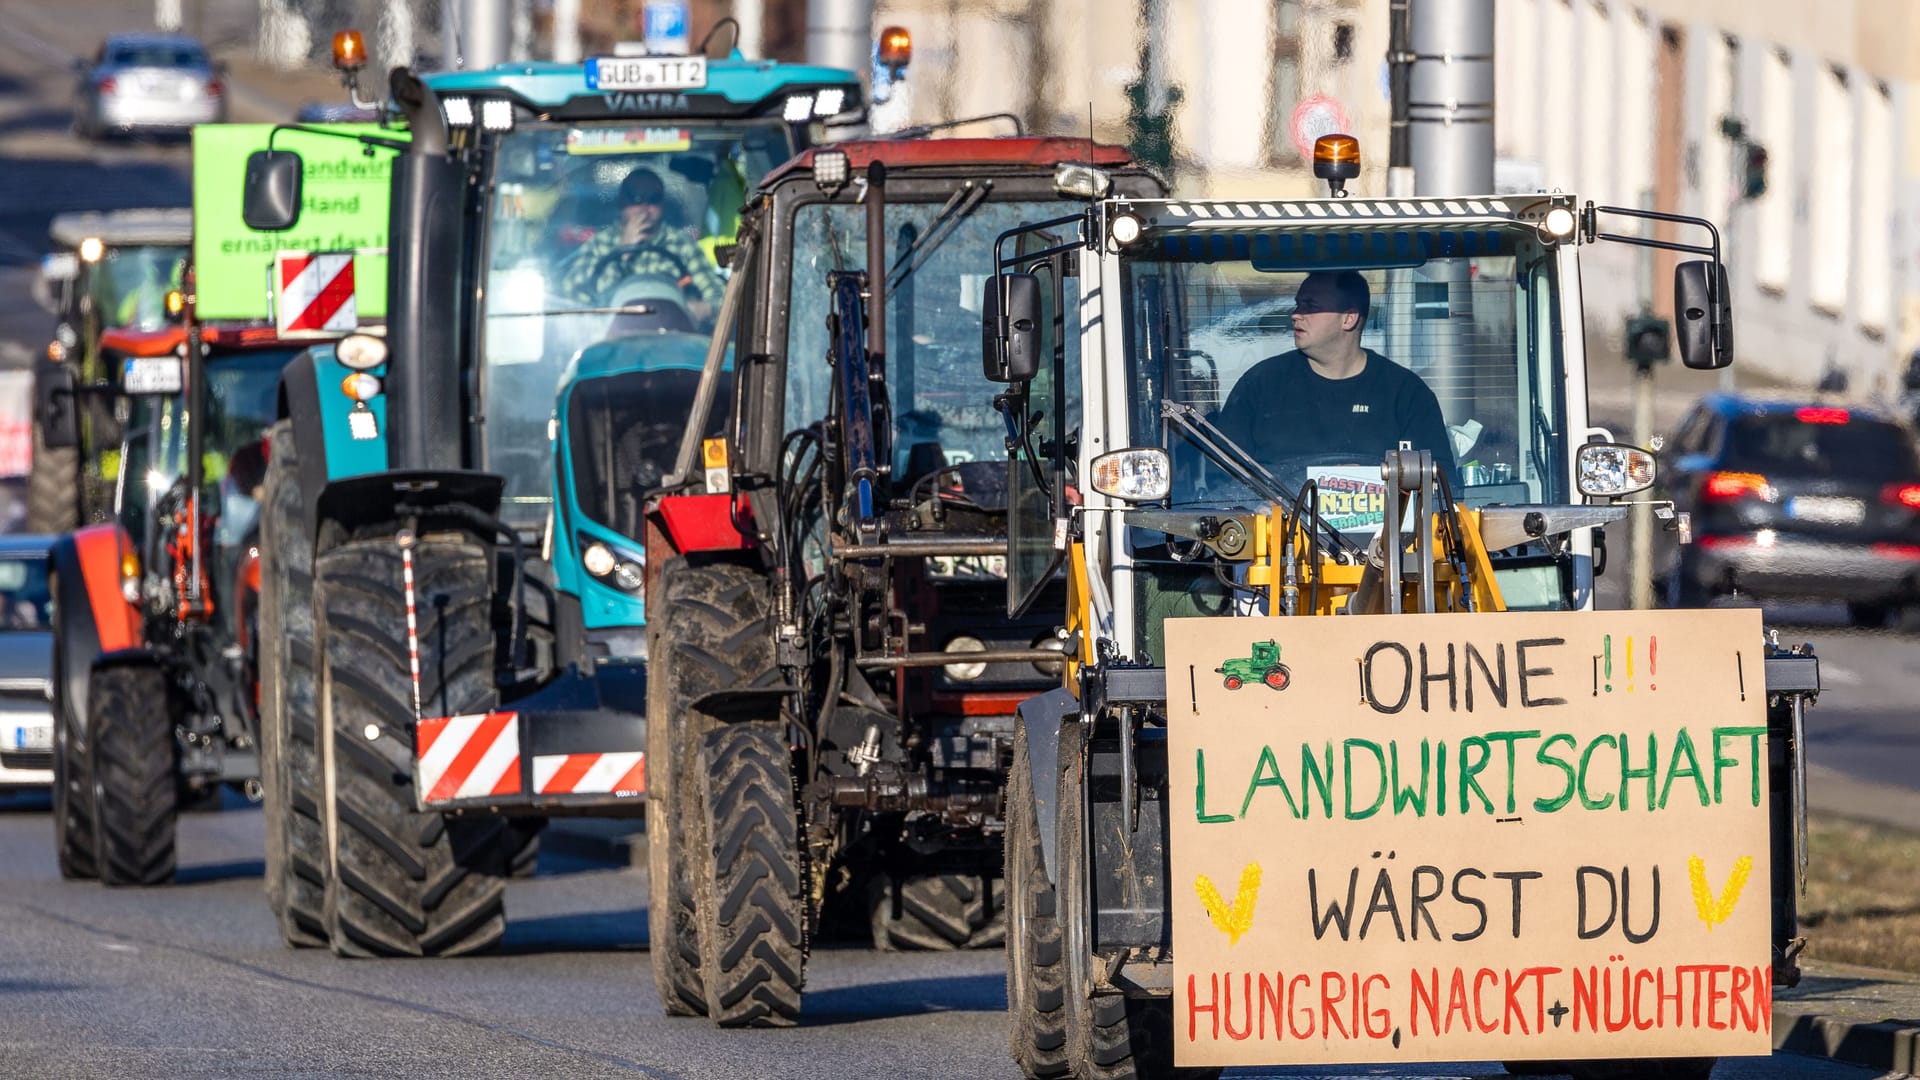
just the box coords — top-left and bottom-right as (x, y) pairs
(784, 198), (1079, 487)
(565, 360), (732, 544)
(1114, 221), (1570, 658)
(92, 244), (189, 333)
(478, 120), (790, 528)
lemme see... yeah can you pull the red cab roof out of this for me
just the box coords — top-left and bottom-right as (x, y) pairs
(97, 323), (318, 357)
(764, 136), (1135, 187)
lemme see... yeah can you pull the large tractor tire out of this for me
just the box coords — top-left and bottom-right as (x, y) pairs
(694, 719), (804, 1027)
(50, 590), (97, 881)
(646, 558), (772, 1016)
(26, 421), (79, 535)
(257, 420), (326, 947)
(868, 873), (1006, 951)
(89, 663), (178, 887)
(1005, 722), (1069, 1078)
(313, 534), (512, 958)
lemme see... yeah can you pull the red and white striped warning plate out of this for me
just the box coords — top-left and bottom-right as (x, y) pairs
(533, 752), (646, 796)
(274, 250), (357, 337)
(417, 711), (522, 806)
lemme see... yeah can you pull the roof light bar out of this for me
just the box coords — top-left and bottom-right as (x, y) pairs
(441, 96), (474, 127)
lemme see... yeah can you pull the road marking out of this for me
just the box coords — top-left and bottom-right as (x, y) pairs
(99, 941), (137, 953)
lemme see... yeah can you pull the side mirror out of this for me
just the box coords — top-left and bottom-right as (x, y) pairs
(981, 272), (1043, 383)
(243, 150), (304, 231)
(36, 366), (78, 450)
(1674, 260), (1732, 370)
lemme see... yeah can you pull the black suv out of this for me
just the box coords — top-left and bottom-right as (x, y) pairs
(1653, 393), (1920, 626)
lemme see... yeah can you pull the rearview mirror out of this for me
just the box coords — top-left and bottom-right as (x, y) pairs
(1674, 260), (1732, 370)
(981, 272), (1043, 383)
(36, 366), (78, 450)
(243, 150), (304, 231)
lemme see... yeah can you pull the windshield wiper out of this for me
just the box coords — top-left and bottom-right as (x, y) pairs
(1159, 400), (1362, 561)
(887, 180), (992, 293)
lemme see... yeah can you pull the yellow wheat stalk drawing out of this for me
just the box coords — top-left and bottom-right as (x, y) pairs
(1688, 854), (1753, 930)
(1195, 863), (1262, 945)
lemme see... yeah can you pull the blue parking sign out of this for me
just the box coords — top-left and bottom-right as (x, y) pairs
(643, 0), (690, 55)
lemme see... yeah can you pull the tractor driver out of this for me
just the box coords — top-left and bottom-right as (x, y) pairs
(1212, 270), (1457, 486)
(559, 167), (726, 324)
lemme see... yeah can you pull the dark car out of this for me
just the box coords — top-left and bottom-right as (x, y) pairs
(1653, 393), (1920, 625)
(73, 32), (226, 139)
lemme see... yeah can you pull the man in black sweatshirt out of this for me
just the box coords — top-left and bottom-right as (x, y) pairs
(1212, 270), (1456, 486)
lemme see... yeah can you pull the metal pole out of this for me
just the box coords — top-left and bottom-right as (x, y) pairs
(807, 0), (872, 74)
(1407, 0), (1495, 196)
(1144, 0), (1169, 114)
(1630, 189), (1656, 610)
(445, 0), (514, 70)
(736, 0), (763, 59)
(551, 0), (580, 62)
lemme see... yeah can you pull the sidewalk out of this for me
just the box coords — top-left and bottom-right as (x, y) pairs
(1775, 959), (1920, 1074)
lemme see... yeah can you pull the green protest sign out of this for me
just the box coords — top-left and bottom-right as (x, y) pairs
(191, 123), (406, 321)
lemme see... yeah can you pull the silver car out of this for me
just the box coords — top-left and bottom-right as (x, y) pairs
(0, 536), (55, 789)
(73, 33), (227, 138)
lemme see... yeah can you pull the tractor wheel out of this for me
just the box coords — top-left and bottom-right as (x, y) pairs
(867, 872), (1006, 951)
(648, 558), (773, 1016)
(257, 420), (326, 947)
(25, 420), (78, 535)
(90, 663), (178, 886)
(1263, 664), (1290, 690)
(313, 535), (512, 958)
(1059, 725), (1220, 1080)
(1221, 675), (1241, 690)
(1005, 722), (1069, 1078)
(694, 719), (804, 1027)
(50, 591), (97, 880)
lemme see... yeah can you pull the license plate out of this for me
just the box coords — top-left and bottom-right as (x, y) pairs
(586, 56), (707, 91)
(122, 356), (183, 395)
(12, 723), (48, 752)
(1787, 495), (1865, 525)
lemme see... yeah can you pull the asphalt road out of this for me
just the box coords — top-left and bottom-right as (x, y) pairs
(0, 790), (1888, 1080)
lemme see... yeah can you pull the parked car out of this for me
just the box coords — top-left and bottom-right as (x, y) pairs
(73, 33), (226, 139)
(1653, 393), (1920, 626)
(0, 536), (56, 788)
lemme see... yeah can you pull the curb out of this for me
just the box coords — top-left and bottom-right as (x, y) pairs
(1774, 1010), (1920, 1074)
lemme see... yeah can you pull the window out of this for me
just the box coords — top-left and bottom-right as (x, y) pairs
(1808, 65), (1853, 313)
(1267, 0), (1302, 162)
(1856, 82), (1894, 332)
(1754, 49), (1794, 292)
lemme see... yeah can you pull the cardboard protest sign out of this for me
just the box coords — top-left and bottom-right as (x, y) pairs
(192, 124), (405, 322)
(1164, 609), (1772, 1067)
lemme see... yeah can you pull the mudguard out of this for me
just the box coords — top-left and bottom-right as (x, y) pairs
(1017, 685), (1079, 885)
(312, 470), (505, 539)
(280, 345), (391, 538)
(48, 523), (142, 735)
(652, 493), (752, 554)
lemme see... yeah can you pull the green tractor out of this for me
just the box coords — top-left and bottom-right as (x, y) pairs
(1216, 639), (1289, 691)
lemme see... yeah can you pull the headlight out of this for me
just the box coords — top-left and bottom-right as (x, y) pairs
(1089, 448), (1171, 502)
(336, 333), (388, 371)
(611, 561), (644, 592)
(1055, 162), (1111, 199)
(582, 542), (616, 577)
(441, 96), (474, 127)
(480, 98), (514, 131)
(783, 93), (815, 124)
(1109, 212), (1144, 247)
(943, 635), (988, 681)
(1539, 205), (1578, 241)
(1576, 443), (1656, 498)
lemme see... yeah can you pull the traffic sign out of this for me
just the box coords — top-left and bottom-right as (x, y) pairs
(643, 0), (690, 55)
(275, 251), (357, 337)
(1290, 94), (1351, 160)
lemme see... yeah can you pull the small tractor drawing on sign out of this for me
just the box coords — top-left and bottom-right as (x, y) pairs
(1218, 640), (1290, 690)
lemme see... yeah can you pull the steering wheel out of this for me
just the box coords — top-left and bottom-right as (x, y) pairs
(586, 242), (701, 304)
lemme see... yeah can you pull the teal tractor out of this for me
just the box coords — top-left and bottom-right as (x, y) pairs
(1217, 639), (1290, 690)
(241, 37), (869, 956)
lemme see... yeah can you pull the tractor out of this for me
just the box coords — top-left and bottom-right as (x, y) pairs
(47, 312), (307, 885)
(982, 137), (1821, 1079)
(642, 135), (1165, 1025)
(1214, 640), (1286, 691)
(238, 29), (872, 956)
(30, 209), (191, 533)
